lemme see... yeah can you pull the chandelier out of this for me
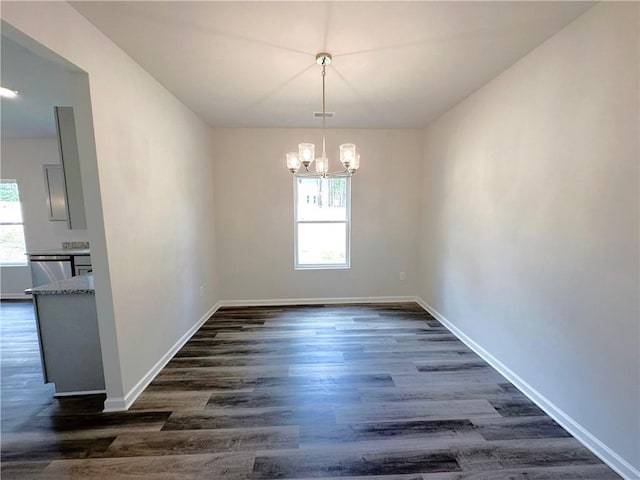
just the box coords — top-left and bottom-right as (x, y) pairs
(286, 52), (360, 178)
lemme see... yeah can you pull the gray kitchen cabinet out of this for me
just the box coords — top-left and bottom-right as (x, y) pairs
(27, 275), (104, 396)
(43, 164), (67, 221)
(73, 254), (92, 276)
(54, 106), (87, 230)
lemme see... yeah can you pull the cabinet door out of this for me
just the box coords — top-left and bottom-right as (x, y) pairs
(73, 255), (92, 276)
(74, 265), (93, 276)
(73, 255), (92, 266)
(54, 106), (87, 230)
(43, 165), (67, 221)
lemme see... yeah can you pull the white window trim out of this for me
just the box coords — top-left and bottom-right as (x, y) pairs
(0, 179), (28, 267)
(293, 177), (351, 270)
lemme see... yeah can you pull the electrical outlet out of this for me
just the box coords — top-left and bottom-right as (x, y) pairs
(399, 272), (406, 281)
(199, 285), (204, 297)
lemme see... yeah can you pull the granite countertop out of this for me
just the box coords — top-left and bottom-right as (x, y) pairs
(26, 248), (91, 256)
(26, 275), (95, 295)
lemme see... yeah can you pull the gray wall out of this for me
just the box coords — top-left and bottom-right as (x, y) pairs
(1, 138), (89, 298)
(418, 3), (639, 473)
(2, 3), (221, 410)
(212, 128), (422, 302)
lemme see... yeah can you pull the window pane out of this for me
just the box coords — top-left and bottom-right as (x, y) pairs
(0, 182), (27, 265)
(297, 222), (346, 265)
(0, 182), (23, 223)
(297, 178), (347, 221)
(0, 225), (27, 265)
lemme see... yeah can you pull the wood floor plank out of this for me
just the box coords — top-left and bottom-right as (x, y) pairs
(334, 399), (501, 424)
(392, 371), (508, 387)
(413, 358), (493, 373)
(165, 352), (345, 368)
(453, 437), (603, 471)
(104, 425), (298, 457)
(358, 384), (512, 403)
(163, 405), (336, 430)
(0, 461), (51, 480)
(128, 391), (212, 412)
(487, 397), (547, 417)
(288, 361), (419, 376)
(0, 301), (621, 480)
(1, 436), (116, 461)
(298, 419), (481, 446)
(40, 452), (255, 480)
(16, 411), (171, 434)
(250, 447), (461, 478)
(156, 364), (288, 379)
(471, 415), (571, 441)
(145, 376), (258, 392)
(420, 464), (622, 479)
(206, 387), (361, 408)
(363, 343), (473, 353)
(255, 373), (395, 390)
(273, 475), (443, 480)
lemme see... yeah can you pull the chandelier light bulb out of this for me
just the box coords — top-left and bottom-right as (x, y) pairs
(349, 154), (360, 173)
(286, 152), (301, 173)
(316, 157), (328, 174)
(298, 143), (315, 167)
(340, 144), (356, 168)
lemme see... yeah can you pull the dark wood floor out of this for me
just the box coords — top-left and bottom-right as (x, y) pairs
(1, 300), (620, 479)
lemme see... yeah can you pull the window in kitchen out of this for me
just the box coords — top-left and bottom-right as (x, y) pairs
(0, 180), (28, 266)
(294, 177), (350, 269)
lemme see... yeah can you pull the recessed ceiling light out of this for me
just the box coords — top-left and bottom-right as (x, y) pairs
(0, 87), (19, 99)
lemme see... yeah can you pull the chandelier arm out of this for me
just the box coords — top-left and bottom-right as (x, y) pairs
(325, 170), (352, 177)
(293, 169), (352, 179)
(325, 166), (351, 176)
(293, 172), (323, 178)
(294, 171), (322, 178)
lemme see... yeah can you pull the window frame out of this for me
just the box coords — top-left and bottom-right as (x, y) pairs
(0, 179), (28, 267)
(293, 176), (351, 270)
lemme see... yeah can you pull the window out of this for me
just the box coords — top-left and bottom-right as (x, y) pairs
(0, 180), (27, 266)
(294, 177), (350, 269)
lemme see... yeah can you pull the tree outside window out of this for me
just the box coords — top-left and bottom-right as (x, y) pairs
(0, 181), (28, 266)
(294, 177), (350, 269)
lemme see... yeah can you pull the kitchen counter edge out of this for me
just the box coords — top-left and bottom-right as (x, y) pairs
(26, 248), (90, 256)
(26, 275), (95, 295)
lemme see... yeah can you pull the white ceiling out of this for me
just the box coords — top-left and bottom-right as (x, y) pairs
(1, 35), (78, 138)
(71, 1), (593, 129)
(2, 2), (594, 136)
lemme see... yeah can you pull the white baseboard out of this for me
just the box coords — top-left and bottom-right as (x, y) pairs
(218, 296), (417, 307)
(415, 297), (639, 480)
(55, 389), (105, 397)
(103, 301), (221, 413)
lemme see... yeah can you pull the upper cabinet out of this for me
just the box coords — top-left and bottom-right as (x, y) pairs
(54, 106), (87, 230)
(43, 164), (67, 221)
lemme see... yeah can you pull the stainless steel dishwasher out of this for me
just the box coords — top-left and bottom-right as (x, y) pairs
(28, 255), (73, 287)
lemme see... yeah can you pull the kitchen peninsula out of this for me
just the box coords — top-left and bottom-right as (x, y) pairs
(26, 246), (92, 287)
(26, 274), (105, 396)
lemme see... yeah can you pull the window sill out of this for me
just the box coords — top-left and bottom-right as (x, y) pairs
(295, 264), (351, 271)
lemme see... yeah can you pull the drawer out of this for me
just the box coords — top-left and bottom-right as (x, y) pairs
(74, 255), (92, 266)
(75, 265), (93, 276)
